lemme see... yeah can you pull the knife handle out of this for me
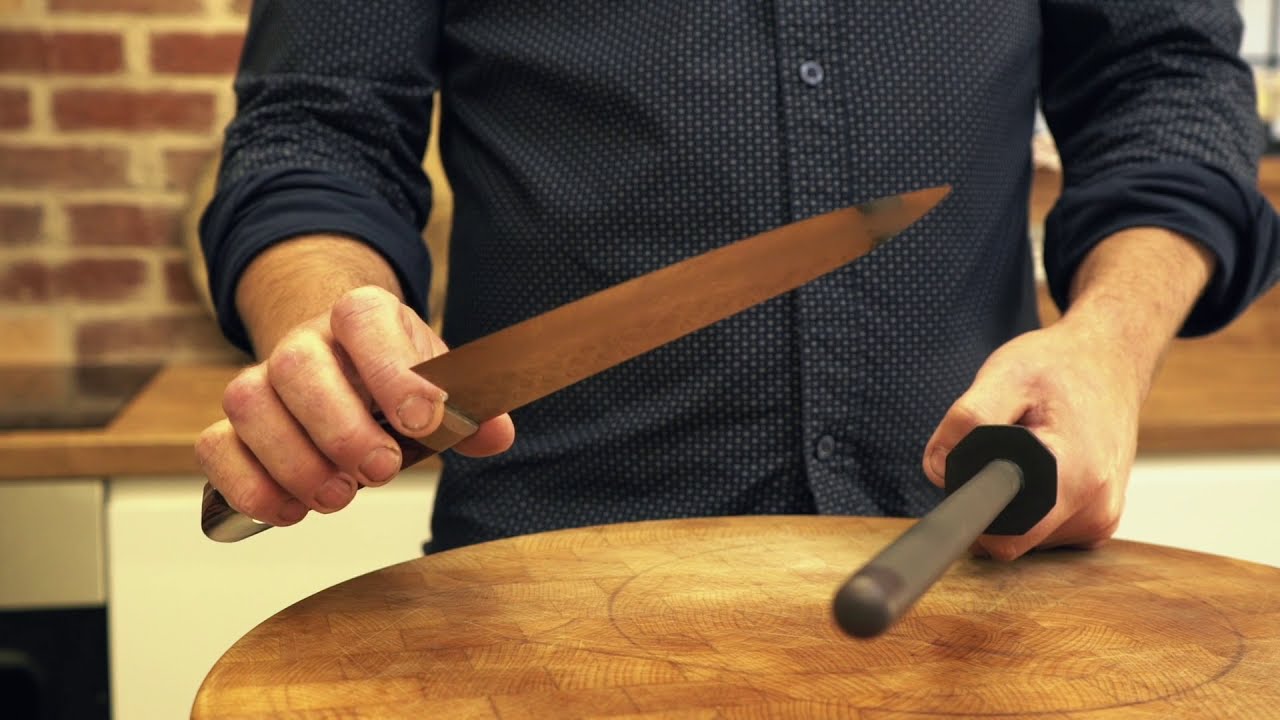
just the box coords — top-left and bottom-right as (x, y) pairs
(199, 404), (479, 543)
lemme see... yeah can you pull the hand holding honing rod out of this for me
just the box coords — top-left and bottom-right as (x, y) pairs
(833, 424), (1057, 638)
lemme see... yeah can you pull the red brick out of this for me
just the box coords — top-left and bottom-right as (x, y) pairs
(50, 0), (201, 13)
(0, 258), (150, 302)
(57, 257), (148, 301)
(75, 312), (235, 360)
(164, 257), (200, 303)
(0, 144), (130, 190)
(54, 89), (216, 133)
(66, 204), (180, 247)
(0, 204), (44, 245)
(151, 32), (244, 75)
(0, 31), (124, 74)
(163, 147), (216, 191)
(0, 88), (31, 129)
(0, 260), (51, 301)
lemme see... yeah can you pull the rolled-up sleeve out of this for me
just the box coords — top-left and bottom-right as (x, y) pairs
(1040, 0), (1280, 336)
(199, 0), (441, 354)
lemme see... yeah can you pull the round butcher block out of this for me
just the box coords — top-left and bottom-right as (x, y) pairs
(192, 516), (1280, 719)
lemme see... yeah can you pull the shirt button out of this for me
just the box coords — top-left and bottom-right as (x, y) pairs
(799, 61), (825, 86)
(815, 435), (836, 460)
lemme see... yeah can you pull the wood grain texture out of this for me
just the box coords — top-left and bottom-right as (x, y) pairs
(193, 516), (1280, 719)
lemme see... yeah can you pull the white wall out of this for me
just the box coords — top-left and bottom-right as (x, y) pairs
(1239, 0), (1277, 62)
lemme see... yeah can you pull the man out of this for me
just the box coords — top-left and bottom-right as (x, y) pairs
(198, 1), (1279, 557)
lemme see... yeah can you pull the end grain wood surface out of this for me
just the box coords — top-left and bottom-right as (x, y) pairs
(193, 516), (1280, 719)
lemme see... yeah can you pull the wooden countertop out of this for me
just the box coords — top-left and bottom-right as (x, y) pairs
(0, 365), (240, 479)
(0, 282), (1275, 480)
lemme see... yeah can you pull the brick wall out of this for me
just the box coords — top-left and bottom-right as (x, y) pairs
(0, 0), (252, 366)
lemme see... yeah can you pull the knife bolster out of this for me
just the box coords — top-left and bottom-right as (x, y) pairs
(421, 404), (481, 453)
(376, 403), (480, 468)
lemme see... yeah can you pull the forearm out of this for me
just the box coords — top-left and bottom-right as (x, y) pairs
(235, 234), (404, 357)
(1058, 227), (1215, 399)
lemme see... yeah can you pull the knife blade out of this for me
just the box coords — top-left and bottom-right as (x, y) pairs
(202, 185), (951, 542)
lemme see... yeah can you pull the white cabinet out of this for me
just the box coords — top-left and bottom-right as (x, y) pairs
(105, 470), (439, 720)
(0, 480), (105, 609)
(1118, 454), (1280, 568)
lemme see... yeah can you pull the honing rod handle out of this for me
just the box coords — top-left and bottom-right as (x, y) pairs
(199, 405), (478, 543)
(832, 459), (1023, 638)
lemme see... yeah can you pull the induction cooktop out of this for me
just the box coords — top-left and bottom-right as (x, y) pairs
(0, 364), (162, 431)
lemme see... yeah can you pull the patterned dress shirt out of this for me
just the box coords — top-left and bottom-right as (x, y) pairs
(203, 1), (1279, 552)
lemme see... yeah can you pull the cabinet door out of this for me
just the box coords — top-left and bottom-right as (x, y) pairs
(0, 479), (105, 609)
(107, 471), (439, 720)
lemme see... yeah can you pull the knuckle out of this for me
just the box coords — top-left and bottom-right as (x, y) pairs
(947, 399), (985, 430)
(194, 426), (224, 468)
(320, 423), (366, 464)
(266, 330), (324, 390)
(332, 286), (390, 329)
(269, 449), (339, 503)
(222, 368), (265, 422)
(360, 354), (404, 395)
(226, 482), (273, 521)
(195, 435), (275, 521)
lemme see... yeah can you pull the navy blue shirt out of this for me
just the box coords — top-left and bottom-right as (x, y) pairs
(203, 1), (1279, 552)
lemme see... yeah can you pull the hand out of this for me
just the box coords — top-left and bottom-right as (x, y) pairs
(195, 286), (516, 526)
(922, 317), (1143, 561)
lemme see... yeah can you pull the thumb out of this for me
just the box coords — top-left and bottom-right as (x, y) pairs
(923, 375), (1029, 489)
(330, 286), (447, 438)
(330, 285), (517, 458)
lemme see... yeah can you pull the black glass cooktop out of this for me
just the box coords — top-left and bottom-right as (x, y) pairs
(0, 364), (162, 431)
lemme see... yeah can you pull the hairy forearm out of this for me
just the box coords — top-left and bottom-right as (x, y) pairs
(235, 235), (404, 357)
(1059, 227), (1215, 399)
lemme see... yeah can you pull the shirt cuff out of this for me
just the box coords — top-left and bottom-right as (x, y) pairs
(199, 167), (432, 355)
(1043, 161), (1278, 337)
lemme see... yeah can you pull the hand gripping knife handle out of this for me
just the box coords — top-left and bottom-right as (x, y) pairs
(199, 405), (479, 543)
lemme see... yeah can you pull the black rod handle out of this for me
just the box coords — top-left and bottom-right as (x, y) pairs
(833, 459), (1023, 638)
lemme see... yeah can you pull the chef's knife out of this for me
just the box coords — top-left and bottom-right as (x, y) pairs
(202, 185), (951, 542)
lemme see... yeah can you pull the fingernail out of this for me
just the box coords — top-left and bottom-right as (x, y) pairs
(359, 446), (401, 486)
(397, 394), (438, 431)
(280, 499), (308, 524)
(929, 447), (947, 480)
(315, 473), (356, 511)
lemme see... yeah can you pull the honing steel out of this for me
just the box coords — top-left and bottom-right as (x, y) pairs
(202, 186), (952, 542)
(833, 424), (1058, 638)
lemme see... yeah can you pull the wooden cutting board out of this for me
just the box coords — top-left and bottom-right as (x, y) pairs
(192, 516), (1280, 719)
